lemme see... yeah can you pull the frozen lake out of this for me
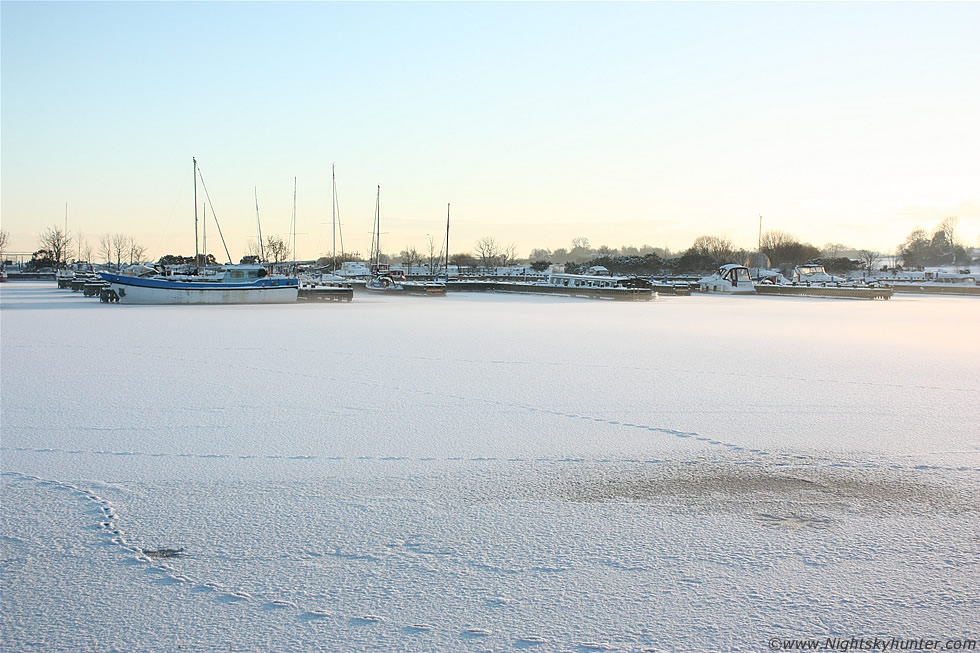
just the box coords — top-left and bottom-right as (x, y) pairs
(2, 282), (978, 651)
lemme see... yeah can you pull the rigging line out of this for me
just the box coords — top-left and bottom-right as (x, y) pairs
(194, 165), (234, 264)
(254, 187), (265, 262)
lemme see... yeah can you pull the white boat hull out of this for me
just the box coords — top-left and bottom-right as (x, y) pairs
(109, 284), (298, 304)
(101, 273), (298, 304)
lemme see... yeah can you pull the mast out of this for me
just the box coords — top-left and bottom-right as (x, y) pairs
(202, 202), (207, 267)
(254, 187), (265, 262)
(331, 164), (336, 271)
(64, 202), (68, 267)
(291, 176), (297, 271)
(193, 158), (199, 271)
(445, 203), (450, 275)
(374, 185), (381, 266)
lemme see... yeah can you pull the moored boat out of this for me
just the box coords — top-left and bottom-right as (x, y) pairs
(99, 265), (298, 304)
(697, 264), (756, 294)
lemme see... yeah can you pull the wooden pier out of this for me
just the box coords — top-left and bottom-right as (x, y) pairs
(297, 284), (354, 302)
(882, 283), (980, 296)
(754, 285), (892, 300)
(446, 280), (655, 301)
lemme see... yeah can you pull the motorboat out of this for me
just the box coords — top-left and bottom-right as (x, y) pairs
(697, 264), (756, 294)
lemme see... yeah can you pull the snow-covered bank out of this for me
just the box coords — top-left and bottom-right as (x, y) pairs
(2, 283), (977, 651)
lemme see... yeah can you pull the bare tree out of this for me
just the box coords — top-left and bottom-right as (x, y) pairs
(689, 235), (735, 263)
(760, 230), (795, 266)
(939, 217), (959, 247)
(502, 243), (518, 266)
(858, 250), (881, 276)
(427, 234), (440, 273)
(938, 216), (960, 265)
(0, 229), (9, 262)
(76, 232), (94, 263)
(400, 247), (423, 273)
(39, 225), (72, 267)
(128, 236), (147, 264)
(265, 235), (290, 264)
(821, 242), (849, 260)
(244, 239), (263, 261)
(568, 238), (594, 263)
(760, 230), (820, 268)
(99, 234), (113, 265)
(111, 233), (128, 270)
(475, 236), (502, 270)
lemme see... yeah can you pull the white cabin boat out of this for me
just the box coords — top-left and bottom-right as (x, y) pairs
(335, 261), (372, 277)
(698, 264), (756, 294)
(792, 264), (842, 284)
(99, 265), (298, 304)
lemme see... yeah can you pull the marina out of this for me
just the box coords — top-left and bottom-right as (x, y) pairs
(2, 280), (977, 653)
(2, 3), (978, 651)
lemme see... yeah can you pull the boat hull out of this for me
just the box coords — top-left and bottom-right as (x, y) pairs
(100, 273), (298, 304)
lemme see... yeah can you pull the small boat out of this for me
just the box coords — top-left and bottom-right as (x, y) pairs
(100, 265), (298, 304)
(335, 261), (372, 278)
(98, 159), (299, 304)
(697, 264), (756, 294)
(363, 263), (405, 292)
(792, 263), (843, 284)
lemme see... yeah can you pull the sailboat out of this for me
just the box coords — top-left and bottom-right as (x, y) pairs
(363, 185), (404, 292)
(99, 159), (299, 304)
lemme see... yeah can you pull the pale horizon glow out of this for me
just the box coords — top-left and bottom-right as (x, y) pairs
(2, 2), (979, 262)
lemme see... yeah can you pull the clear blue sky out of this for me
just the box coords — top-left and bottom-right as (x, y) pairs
(2, 1), (978, 262)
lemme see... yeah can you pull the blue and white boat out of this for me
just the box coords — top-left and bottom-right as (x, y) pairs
(99, 265), (299, 304)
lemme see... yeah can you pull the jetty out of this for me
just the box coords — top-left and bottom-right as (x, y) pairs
(754, 284), (892, 300)
(446, 279), (655, 301)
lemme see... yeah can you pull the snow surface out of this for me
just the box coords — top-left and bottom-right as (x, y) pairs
(1, 282), (978, 652)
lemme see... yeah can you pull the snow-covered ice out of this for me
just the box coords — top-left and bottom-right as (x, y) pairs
(2, 283), (978, 651)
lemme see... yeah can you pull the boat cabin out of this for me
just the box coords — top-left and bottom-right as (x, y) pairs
(546, 272), (627, 288)
(336, 261), (372, 277)
(219, 265), (269, 282)
(793, 264), (838, 284)
(697, 264), (756, 294)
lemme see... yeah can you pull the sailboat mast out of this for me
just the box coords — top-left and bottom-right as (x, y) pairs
(331, 164), (336, 271)
(445, 203), (450, 275)
(193, 157), (199, 270)
(374, 185), (381, 266)
(254, 187), (265, 262)
(202, 202), (207, 267)
(292, 176), (297, 269)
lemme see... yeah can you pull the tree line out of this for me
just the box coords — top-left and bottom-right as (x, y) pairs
(19, 225), (148, 271)
(9, 217), (976, 276)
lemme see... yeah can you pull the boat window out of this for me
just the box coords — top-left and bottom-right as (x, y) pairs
(230, 270), (244, 279)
